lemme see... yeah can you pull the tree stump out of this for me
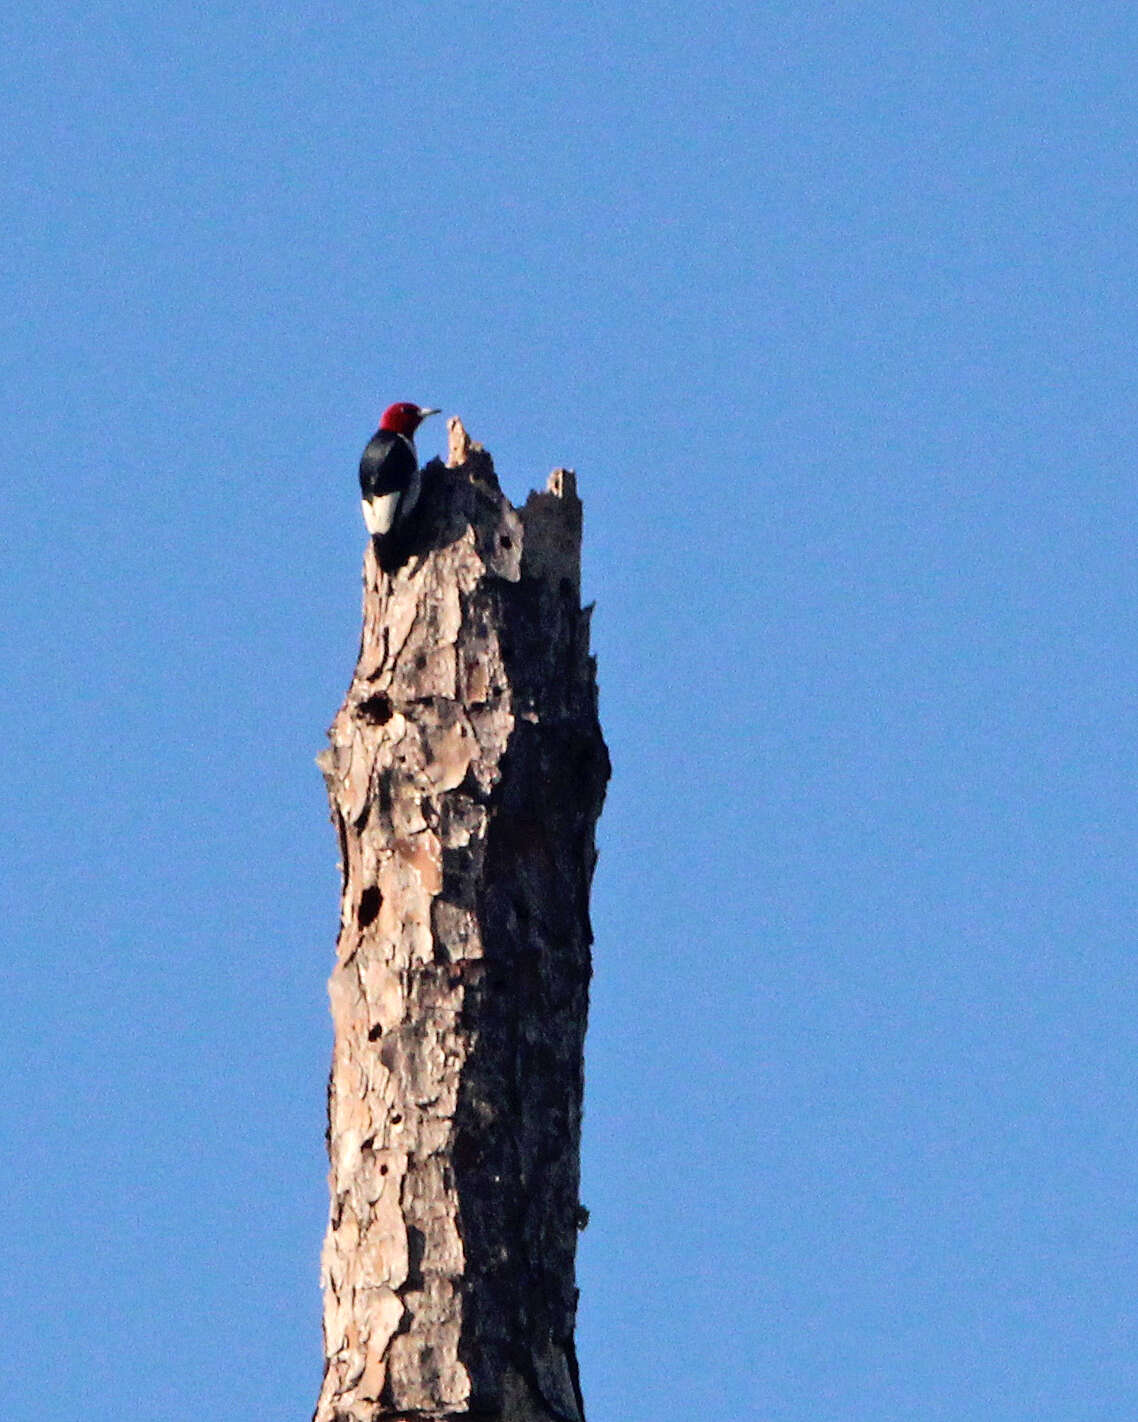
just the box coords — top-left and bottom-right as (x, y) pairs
(314, 419), (609, 1422)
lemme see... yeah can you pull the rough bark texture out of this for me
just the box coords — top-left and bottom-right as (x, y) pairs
(314, 420), (609, 1422)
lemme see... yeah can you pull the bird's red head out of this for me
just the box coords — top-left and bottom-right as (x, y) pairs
(379, 402), (441, 436)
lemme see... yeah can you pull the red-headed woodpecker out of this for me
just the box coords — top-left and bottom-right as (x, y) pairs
(359, 402), (441, 559)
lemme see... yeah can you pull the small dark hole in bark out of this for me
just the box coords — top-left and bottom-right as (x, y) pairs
(357, 692), (392, 725)
(415, 653), (428, 670)
(500, 534), (512, 549)
(391, 1113), (403, 1125)
(368, 1023), (382, 1041)
(357, 885), (381, 928)
(360, 1135), (374, 1152)
(404, 1226), (426, 1291)
(379, 1163), (388, 1176)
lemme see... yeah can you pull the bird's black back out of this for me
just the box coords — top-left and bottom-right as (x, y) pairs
(359, 430), (417, 498)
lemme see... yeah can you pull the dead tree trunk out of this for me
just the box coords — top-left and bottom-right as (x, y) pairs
(314, 420), (609, 1422)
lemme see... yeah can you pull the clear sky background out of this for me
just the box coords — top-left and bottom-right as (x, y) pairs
(3, 3), (1137, 1419)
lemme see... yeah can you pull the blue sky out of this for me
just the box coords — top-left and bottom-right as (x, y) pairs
(3, 3), (1138, 1418)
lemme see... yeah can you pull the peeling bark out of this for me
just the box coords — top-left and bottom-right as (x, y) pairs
(314, 420), (609, 1422)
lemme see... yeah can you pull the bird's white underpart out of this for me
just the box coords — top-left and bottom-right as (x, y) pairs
(362, 493), (399, 536)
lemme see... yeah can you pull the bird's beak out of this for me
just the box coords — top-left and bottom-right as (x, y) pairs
(418, 407), (442, 420)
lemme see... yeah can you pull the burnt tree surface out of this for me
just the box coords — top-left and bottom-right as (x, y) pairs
(314, 419), (609, 1422)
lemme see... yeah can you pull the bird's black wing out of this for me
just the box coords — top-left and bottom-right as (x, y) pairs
(359, 430), (417, 498)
